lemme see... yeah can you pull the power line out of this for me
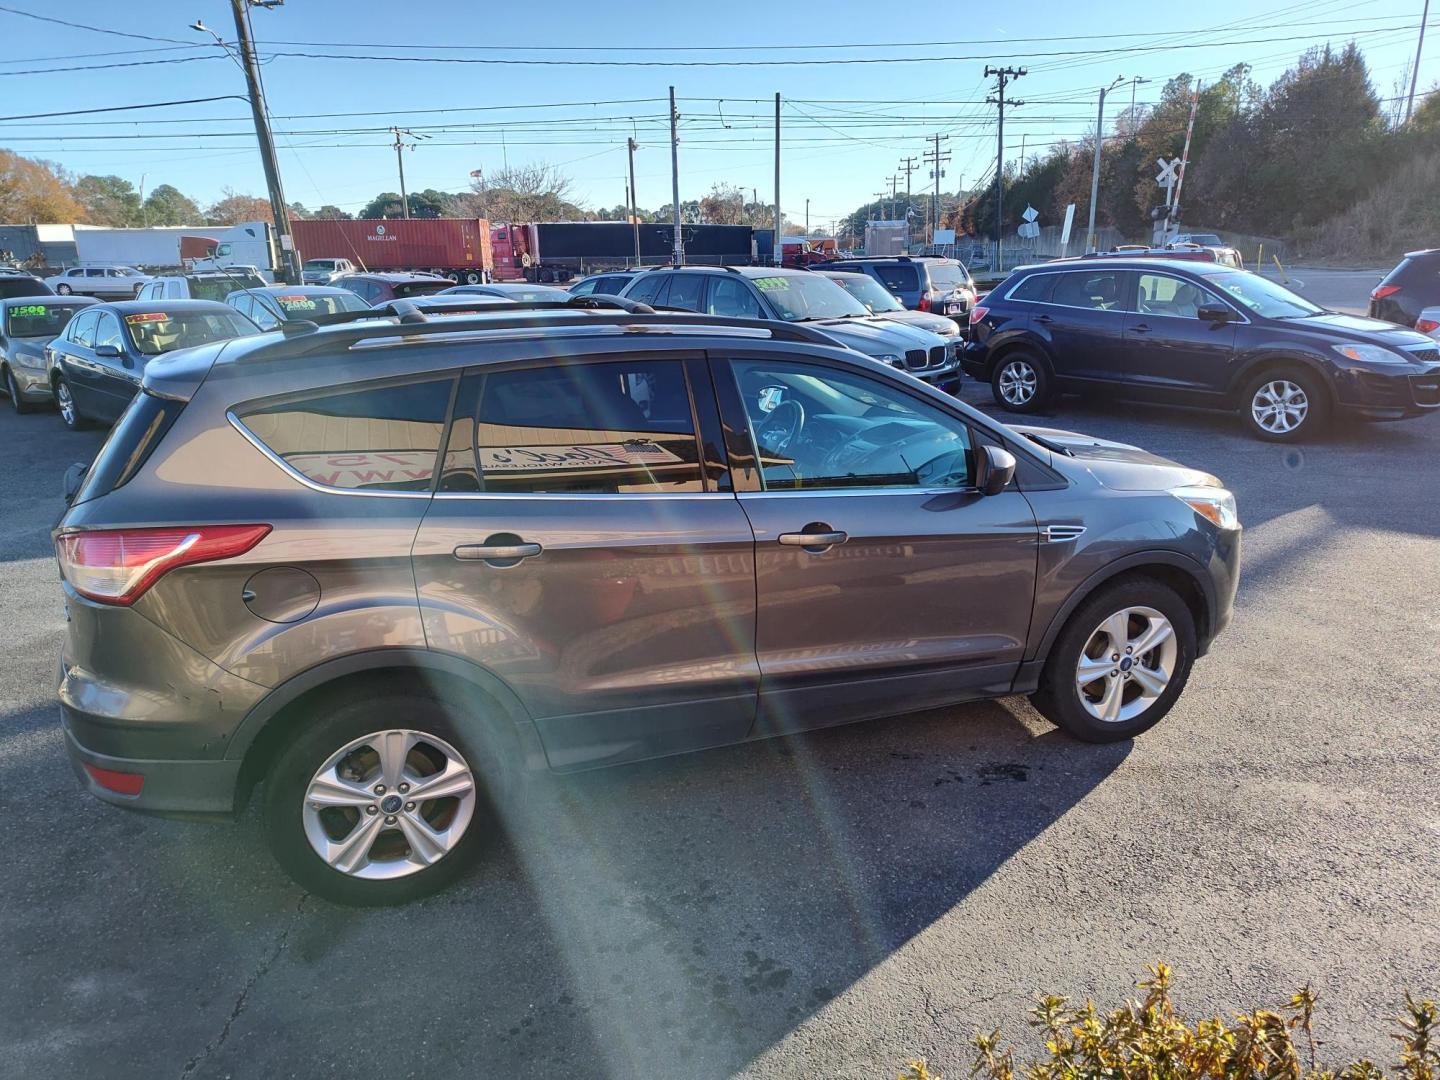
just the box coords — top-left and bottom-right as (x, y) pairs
(0, 3), (195, 44)
(0, 96), (243, 122)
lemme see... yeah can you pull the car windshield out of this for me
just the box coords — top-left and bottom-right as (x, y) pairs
(923, 262), (968, 290)
(1206, 272), (1322, 318)
(481, 285), (570, 302)
(1185, 234), (1223, 246)
(393, 280), (454, 298)
(826, 274), (904, 313)
(6, 301), (90, 337)
(190, 275), (265, 302)
(303, 260), (337, 270)
(123, 310), (255, 355)
(269, 291), (368, 316)
(751, 273), (869, 321)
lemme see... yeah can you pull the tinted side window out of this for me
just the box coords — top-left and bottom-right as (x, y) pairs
(70, 311), (99, 347)
(1051, 271), (1124, 310)
(625, 273), (666, 305)
(729, 358), (972, 491)
(663, 274), (706, 312)
(569, 278), (598, 296)
(708, 276), (762, 318)
(238, 377), (456, 492)
(1008, 273), (1056, 303)
(458, 359), (703, 495)
(94, 313), (123, 350)
(875, 265), (919, 292)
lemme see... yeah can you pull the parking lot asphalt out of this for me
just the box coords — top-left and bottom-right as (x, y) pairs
(3, 326), (1438, 1078)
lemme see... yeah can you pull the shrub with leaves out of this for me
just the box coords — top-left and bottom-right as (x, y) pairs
(898, 964), (1437, 1080)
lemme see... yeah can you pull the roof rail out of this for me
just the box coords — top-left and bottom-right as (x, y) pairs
(253, 305), (848, 361)
(279, 293), (656, 336)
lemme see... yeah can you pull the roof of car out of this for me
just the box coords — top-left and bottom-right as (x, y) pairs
(374, 294), (515, 309)
(830, 255), (957, 264)
(88, 298), (240, 313)
(1018, 257), (1233, 274)
(1, 293), (95, 307)
(246, 285), (356, 295)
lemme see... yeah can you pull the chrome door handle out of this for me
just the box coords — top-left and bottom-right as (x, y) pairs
(453, 542), (542, 562)
(778, 529), (848, 550)
(1131, 323), (1152, 333)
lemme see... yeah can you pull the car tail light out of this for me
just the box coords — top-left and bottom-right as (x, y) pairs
(917, 296), (931, 312)
(969, 305), (989, 325)
(1416, 317), (1439, 334)
(55, 524), (271, 606)
(1371, 284), (1402, 301)
(83, 762), (145, 796)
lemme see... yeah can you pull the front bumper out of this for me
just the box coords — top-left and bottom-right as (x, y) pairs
(1333, 362), (1440, 420)
(7, 359), (52, 401)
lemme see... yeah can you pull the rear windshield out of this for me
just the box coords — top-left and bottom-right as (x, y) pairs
(123, 310), (255, 355)
(393, 280), (453, 299)
(0, 277), (53, 299)
(6, 301), (90, 337)
(923, 261), (968, 290)
(270, 291), (368, 316)
(71, 391), (185, 505)
(189, 275), (264, 302)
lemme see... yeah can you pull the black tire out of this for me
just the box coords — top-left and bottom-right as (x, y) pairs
(989, 349), (1051, 413)
(262, 688), (502, 906)
(1240, 365), (1330, 442)
(55, 283), (72, 295)
(1030, 576), (1197, 743)
(53, 375), (85, 430)
(463, 270), (482, 285)
(4, 366), (36, 414)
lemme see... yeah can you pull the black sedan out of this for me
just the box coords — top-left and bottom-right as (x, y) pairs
(224, 284), (370, 329)
(44, 299), (257, 429)
(965, 257), (1440, 441)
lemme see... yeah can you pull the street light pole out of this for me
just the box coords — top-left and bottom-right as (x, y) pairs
(1086, 76), (1124, 254)
(669, 86), (684, 265)
(627, 136), (641, 267)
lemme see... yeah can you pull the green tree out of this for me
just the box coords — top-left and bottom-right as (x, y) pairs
(141, 184), (201, 226)
(312, 205), (351, 220)
(73, 174), (143, 226)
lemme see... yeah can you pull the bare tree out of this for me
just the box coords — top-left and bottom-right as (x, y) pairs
(466, 163), (584, 222)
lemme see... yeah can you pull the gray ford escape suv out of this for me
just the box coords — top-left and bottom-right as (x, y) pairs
(54, 299), (1240, 905)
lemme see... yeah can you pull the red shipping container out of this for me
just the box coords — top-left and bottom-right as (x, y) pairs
(290, 218), (492, 273)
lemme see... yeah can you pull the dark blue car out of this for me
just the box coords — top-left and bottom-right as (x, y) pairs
(965, 258), (1440, 441)
(44, 299), (256, 429)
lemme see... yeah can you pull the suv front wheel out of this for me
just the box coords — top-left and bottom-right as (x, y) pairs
(263, 690), (498, 905)
(1241, 366), (1329, 441)
(990, 350), (1051, 412)
(1031, 577), (1197, 742)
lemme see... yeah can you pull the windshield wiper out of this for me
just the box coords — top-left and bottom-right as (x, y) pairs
(1023, 431), (1074, 456)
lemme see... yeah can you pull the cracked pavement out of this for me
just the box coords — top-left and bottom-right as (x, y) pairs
(1, 269), (1437, 1077)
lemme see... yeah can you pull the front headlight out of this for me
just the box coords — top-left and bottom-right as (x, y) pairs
(1333, 343), (1407, 364)
(935, 322), (958, 336)
(874, 353), (903, 365)
(1173, 485), (1239, 530)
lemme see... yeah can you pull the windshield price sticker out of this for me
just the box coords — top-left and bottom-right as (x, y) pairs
(277, 297), (317, 309)
(754, 277), (790, 292)
(125, 312), (170, 324)
(12, 304), (50, 316)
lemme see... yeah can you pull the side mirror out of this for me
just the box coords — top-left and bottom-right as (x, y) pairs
(1196, 304), (1231, 325)
(94, 343), (121, 358)
(62, 462), (87, 505)
(977, 444), (1017, 496)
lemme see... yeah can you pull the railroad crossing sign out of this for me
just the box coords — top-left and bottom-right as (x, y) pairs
(1155, 157), (1180, 186)
(1017, 204), (1041, 239)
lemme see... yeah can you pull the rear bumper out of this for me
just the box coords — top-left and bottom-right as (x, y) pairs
(62, 721), (241, 817)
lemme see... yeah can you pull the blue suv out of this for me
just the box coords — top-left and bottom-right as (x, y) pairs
(965, 258), (1440, 441)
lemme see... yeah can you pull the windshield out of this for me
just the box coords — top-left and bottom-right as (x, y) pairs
(394, 280), (453, 299)
(751, 274), (869, 321)
(303, 260), (337, 271)
(123, 310), (255, 355)
(923, 261), (968, 290)
(826, 274), (904, 313)
(482, 285), (570, 302)
(1206, 272), (1322, 318)
(6, 301), (90, 337)
(270, 291), (369, 316)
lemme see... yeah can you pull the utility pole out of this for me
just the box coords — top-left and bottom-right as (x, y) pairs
(1406, 0), (1431, 123)
(888, 174), (902, 222)
(627, 136), (641, 267)
(773, 92), (782, 266)
(198, 2), (300, 282)
(1167, 81), (1202, 242)
(669, 86), (683, 265)
(923, 133), (950, 247)
(985, 66), (1025, 271)
(388, 127), (428, 219)
(899, 154), (917, 247)
(1085, 76), (1124, 253)
(805, 197), (810, 238)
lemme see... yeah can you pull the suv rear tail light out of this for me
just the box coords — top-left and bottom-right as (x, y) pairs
(1371, 284), (1402, 301)
(55, 524), (271, 606)
(969, 305), (989, 325)
(1415, 317), (1439, 335)
(918, 296), (931, 312)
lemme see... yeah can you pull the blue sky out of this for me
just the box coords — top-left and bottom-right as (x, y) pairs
(1, 0), (1432, 228)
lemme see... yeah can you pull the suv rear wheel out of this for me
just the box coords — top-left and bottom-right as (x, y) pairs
(990, 350), (1051, 412)
(262, 690), (497, 905)
(1241, 366), (1329, 441)
(1031, 577), (1197, 743)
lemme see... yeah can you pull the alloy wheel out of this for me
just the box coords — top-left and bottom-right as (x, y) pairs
(1251, 379), (1309, 434)
(301, 729), (477, 881)
(1074, 606), (1178, 723)
(56, 381), (75, 426)
(998, 360), (1038, 406)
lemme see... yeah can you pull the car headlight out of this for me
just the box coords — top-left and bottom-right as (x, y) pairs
(935, 322), (958, 336)
(1333, 343), (1407, 364)
(1173, 486), (1239, 530)
(874, 353), (903, 365)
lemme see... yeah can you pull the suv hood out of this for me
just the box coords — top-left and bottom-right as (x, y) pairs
(1011, 425), (1222, 491)
(809, 316), (942, 355)
(875, 310), (961, 336)
(1292, 312), (1435, 347)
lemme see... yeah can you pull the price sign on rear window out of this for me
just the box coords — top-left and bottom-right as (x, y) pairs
(125, 312), (169, 324)
(276, 296), (317, 310)
(753, 277), (790, 292)
(12, 304), (49, 316)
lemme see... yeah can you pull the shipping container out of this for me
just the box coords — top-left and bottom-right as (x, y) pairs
(72, 222), (276, 278)
(290, 218), (493, 282)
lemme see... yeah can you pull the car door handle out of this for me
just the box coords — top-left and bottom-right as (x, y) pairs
(1033, 314), (1054, 324)
(1131, 323), (1152, 333)
(778, 528), (848, 550)
(453, 541), (542, 562)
